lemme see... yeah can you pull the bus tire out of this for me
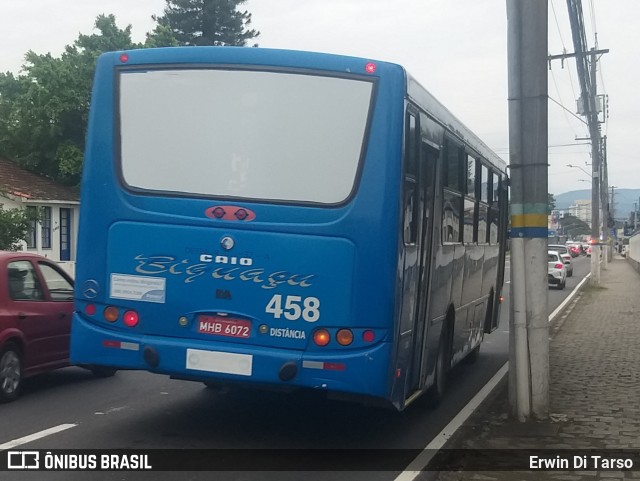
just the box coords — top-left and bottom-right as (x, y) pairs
(0, 342), (23, 403)
(427, 317), (452, 408)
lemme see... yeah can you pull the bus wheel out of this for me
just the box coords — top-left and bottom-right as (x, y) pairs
(427, 321), (451, 408)
(0, 343), (23, 403)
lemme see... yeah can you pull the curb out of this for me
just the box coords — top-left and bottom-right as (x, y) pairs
(394, 271), (593, 481)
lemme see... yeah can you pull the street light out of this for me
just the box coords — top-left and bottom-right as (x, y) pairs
(567, 164), (592, 178)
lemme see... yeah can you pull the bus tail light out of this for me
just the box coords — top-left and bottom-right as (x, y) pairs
(85, 304), (96, 316)
(336, 329), (353, 346)
(313, 329), (331, 347)
(104, 306), (119, 323)
(362, 330), (375, 343)
(123, 310), (139, 327)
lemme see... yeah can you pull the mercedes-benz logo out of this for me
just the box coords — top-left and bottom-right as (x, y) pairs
(82, 280), (99, 299)
(221, 236), (235, 250)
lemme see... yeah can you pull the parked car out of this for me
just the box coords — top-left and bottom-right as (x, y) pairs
(548, 244), (573, 277)
(548, 250), (567, 290)
(0, 251), (115, 402)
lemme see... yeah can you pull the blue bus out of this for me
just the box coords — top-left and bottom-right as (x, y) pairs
(70, 47), (508, 410)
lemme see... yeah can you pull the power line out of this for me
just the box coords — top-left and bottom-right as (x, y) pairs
(548, 95), (588, 124)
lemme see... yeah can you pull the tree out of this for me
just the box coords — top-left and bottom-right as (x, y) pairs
(145, 23), (180, 48)
(0, 15), (138, 185)
(154, 0), (260, 47)
(0, 204), (38, 251)
(547, 193), (556, 214)
(559, 214), (590, 237)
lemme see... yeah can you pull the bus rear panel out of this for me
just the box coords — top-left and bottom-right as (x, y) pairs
(71, 47), (407, 406)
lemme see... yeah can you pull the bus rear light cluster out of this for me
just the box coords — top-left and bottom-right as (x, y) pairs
(312, 329), (376, 347)
(84, 304), (97, 316)
(102, 306), (139, 327)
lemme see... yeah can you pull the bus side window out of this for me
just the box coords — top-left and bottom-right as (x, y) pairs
(488, 172), (501, 244)
(442, 190), (462, 243)
(403, 113), (419, 245)
(442, 137), (463, 244)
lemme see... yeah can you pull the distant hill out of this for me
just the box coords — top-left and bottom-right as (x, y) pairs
(554, 188), (640, 219)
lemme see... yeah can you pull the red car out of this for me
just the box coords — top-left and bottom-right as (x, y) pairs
(0, 251), (114, 402)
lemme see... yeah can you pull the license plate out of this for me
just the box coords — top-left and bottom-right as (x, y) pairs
(197, 315), (251, 338)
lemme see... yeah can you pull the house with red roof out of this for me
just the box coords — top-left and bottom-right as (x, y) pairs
(0, 158), (79, 274)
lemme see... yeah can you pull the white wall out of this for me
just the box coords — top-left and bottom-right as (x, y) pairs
(629, 232), (640, 263)
(1, 197), (79, 263)
(627, 232), (640, 275)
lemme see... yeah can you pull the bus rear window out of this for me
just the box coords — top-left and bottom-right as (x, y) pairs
(118, 68), (374, 204)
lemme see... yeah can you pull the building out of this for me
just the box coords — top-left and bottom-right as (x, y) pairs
(569, 199), (592, 227)
(0, 158), (79, 275)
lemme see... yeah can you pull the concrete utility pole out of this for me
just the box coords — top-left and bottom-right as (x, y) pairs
(506, 0), (549, 421)
(610, 185), (616, 223)
(563, 0), (608, 284)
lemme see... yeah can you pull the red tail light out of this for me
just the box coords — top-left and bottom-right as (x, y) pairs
(123, 310), (139, 327)
(555, 263), (564, 269)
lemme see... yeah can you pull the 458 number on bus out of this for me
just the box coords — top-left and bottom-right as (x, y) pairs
(265, 295), (320, 322)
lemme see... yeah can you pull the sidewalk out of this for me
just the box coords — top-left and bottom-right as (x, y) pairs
(429, 256), (640, 480)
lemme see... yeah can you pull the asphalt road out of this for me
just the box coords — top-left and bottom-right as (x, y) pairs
(0, 255), (592, 481)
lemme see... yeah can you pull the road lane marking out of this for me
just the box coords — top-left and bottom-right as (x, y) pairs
(548, 273), (591, 322)
(393, 363), (508, 481)
(394, 272), (591, 480)
(0, 424), (77, 451)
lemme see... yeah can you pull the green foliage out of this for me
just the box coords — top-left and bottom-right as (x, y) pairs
(0, 4), (259, 186)
(548, 193), (556, 214)
(559, 214), (590, 237)
(145, 23), (180, 48)
(154, 0), (260, 46)
(0, 204), (39, 251)
(0, 15), (137, 186)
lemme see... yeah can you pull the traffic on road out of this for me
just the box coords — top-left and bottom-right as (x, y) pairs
(0, 254), (593, 480)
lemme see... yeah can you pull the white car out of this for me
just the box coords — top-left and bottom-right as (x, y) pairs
(548, 250), (567, 290)
(548, 244), (573, 277)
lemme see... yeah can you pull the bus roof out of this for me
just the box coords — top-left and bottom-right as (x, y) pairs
(101, 45), (405, 79)
(406, 72), (507, 173)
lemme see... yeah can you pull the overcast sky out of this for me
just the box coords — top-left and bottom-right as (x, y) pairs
(2, 0), (637, 200)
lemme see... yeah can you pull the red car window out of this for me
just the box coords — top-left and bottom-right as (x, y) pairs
(7, 260), (44, 301)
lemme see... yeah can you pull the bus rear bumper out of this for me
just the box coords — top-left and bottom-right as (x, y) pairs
(71, 315), (392, 399)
